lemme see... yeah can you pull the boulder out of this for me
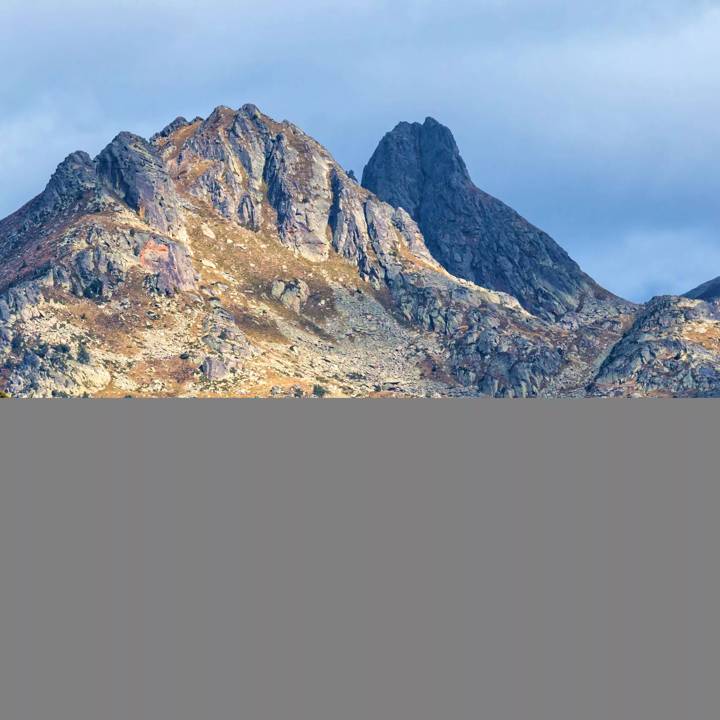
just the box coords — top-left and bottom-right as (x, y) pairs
(271, 279), (310, 312)
(201, 357), (228, 381)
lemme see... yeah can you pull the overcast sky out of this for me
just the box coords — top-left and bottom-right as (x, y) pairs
(2, 0), (719, 301)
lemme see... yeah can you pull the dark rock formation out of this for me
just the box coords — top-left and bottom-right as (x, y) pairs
(39, 151), (98, 215)
(151, 116), (191, 142)
(0, 151), (99, 278)
(685, 276), (720, 302)
(362, 117), (615, 320)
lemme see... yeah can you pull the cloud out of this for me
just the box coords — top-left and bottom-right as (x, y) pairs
(1, 0), (719, 300)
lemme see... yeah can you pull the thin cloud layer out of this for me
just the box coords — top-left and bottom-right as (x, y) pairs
(1, 0), (718, 301)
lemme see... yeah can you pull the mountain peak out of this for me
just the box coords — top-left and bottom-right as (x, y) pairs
(42, 150), (96, 208)
(363, 117), (614, 319)
(240, 103), (261, 116)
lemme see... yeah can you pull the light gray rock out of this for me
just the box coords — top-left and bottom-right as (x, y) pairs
(270, 279), (286, 300)
(590, 296), (720, 397)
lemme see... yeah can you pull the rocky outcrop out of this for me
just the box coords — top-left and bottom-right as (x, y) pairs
(39, 151), (99, 216)
(0, 152), (98, 281)
(270, 278), (310, 312)
(139, 237), (197, 295)
(169, 106), (266, 230)
(4, 338), (112, 398)
(362, 117), (617, 321)
(96, 132), (185, 238)
(201, 356), (229, 381)
(590, 296), (720, 397)
(151, 116), (192, 142)
(385, 269), (564, 397)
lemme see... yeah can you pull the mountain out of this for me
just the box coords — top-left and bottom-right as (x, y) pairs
(0, 102), (713, 398)
(362, 118), (618, 321)
(685, 276), (720, 302)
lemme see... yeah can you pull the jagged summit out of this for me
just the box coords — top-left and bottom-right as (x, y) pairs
(151, 116), (191, 142)
(362, 116), (619, 320)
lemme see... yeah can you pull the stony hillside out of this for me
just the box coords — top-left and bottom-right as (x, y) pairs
(0, 103), (715, 397)
(589, 295), (720, 397)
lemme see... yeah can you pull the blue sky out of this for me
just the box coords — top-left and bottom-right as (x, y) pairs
(2, 0), (719, 301)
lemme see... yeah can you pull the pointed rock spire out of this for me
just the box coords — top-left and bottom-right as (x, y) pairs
(363, 117), (615, 319)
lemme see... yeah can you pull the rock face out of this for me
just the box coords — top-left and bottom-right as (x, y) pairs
(40, 151), (98, 216)
(362, 117), (617, 321)
(0, 101), (713, 397)
(95, 132), (185, 238)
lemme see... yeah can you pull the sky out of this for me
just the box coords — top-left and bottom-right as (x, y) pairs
(1, 0), (719, 302)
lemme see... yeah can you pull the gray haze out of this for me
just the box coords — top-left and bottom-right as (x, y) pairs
(1, 0), (719, 301)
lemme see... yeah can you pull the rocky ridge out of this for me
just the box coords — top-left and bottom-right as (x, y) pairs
(0, 103), (714, 397)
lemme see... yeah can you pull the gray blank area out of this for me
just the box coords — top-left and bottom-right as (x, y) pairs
(1, 401), (718, 720)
